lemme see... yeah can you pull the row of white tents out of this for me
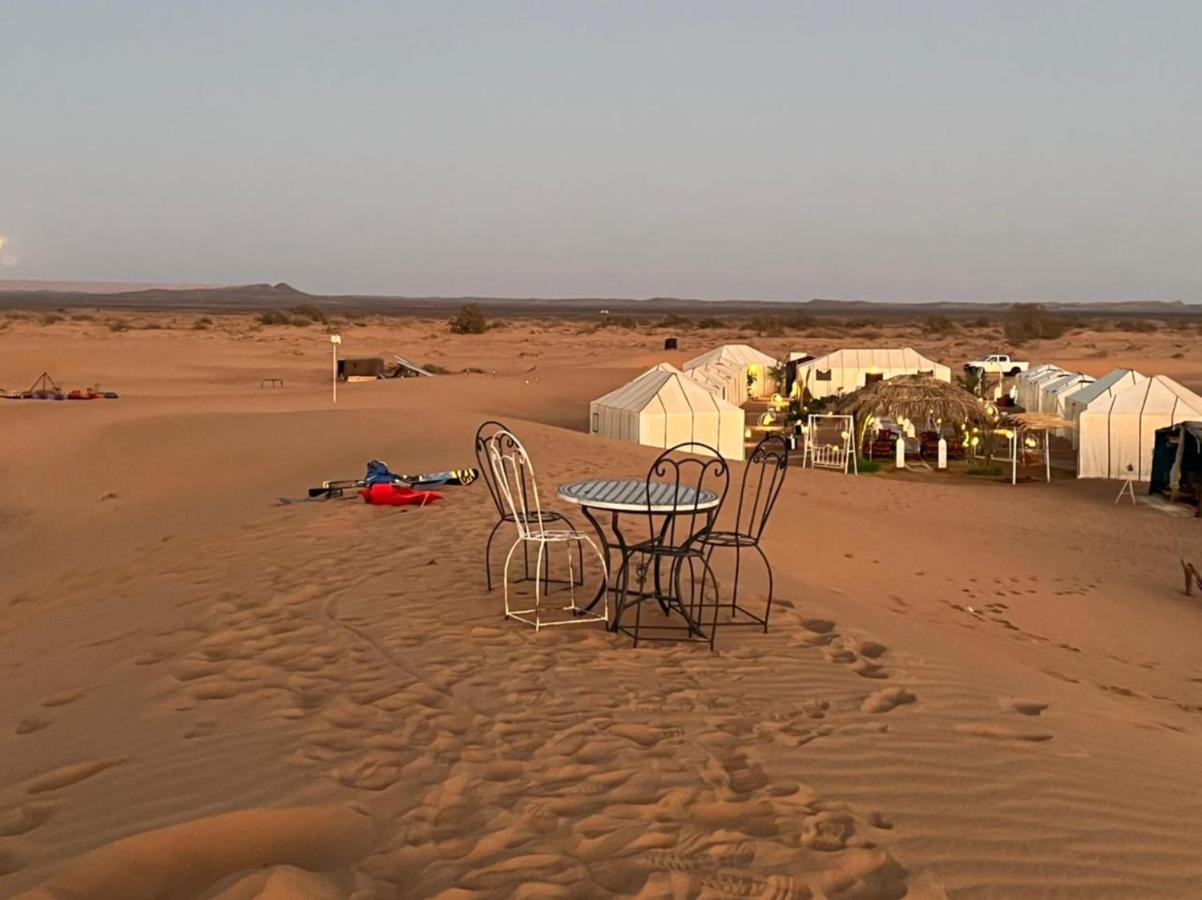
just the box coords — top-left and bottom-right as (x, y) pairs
(1015, 365), (1202, 480)
(589, 343), (959, 461)
(588, 345), (781, 461)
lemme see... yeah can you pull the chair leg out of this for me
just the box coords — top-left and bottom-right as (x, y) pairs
(566, 541), (577, 610)
(754, 543), (773, 632)
(502, 539), (522, 621)
(534, 542), (547, 630)
(699, 556), (721, 651)
(484, 518), (505, 591)
(730, 542), (743, 617)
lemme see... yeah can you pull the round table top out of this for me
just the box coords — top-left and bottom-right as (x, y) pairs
(557, 478), (719, 513)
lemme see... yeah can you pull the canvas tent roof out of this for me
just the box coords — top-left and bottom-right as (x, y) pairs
(593, 363), (739, 414)
(683, 343), (778, 371)
(1038, 372), (1092, 414)
(799, 347), (945, 373)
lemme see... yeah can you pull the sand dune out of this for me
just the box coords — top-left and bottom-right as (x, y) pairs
(2, 314), (1202, 897)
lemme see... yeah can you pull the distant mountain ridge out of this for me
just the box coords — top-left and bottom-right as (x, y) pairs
(0, 280), (1196, 317)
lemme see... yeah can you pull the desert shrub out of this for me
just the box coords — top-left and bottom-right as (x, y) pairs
(259, 310), (290, 326)
(290, 303), (327, 323)
(747, 315), (784, 337)
(289, 315), (313, 327)
(192, 316), (212, 330)
(696, 316), (726, 329)
(1003, 303), (1068, 343)
(421, 362), (454, 374)
(655, 313), (694, 330)
(1120, 318), (1160, 333)
(137, 321), (163, 330)
(597, 314), (637, 329)
(848, 317), (881, 330)
(449, 302), (488, 334)
(40, 313), (64, 325)
(107, 319), (130, 332)
(922, 314), (955, 336)
(779, 310), (815, 330)
(858, 329), (883, 340)
(70, 312), (94, 322)
(969, 316), (992, 328)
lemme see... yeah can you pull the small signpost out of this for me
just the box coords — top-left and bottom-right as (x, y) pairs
(330, 334), (342, 405)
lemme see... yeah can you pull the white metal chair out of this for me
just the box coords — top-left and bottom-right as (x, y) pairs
(487, 430), (608, 629)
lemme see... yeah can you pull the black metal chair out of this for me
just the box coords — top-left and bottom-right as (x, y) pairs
(613, 443), (729, 650)
(475, 420), (581, 592)
(695, 433), (789, 631)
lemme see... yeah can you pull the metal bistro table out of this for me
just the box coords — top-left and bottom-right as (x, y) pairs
(557, 479), (720, 630)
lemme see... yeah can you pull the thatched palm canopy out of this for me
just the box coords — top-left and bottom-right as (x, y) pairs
(1001, 412), (1073, 431)
(833, 375), (991, 427)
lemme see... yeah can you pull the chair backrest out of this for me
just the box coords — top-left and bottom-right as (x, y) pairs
(474, 420), (511, 518)
(732, 434), (789, 541)
(643, 442), (729, 551)
(487, 429), (547, 539)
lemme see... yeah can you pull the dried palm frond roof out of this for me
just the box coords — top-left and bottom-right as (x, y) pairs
(1001, 412), (1074, 431)
(833, 375), (991, 426)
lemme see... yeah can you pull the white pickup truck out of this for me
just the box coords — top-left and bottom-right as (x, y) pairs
(964, 353), (1028, 376)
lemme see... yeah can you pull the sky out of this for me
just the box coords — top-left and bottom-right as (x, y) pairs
(1, 1), (1199, 301)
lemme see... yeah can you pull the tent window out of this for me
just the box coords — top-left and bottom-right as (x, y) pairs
(815, 369), (832, 382)
(591, 411), (599, 432)
(917, 369), (933, 376)
(865, 372), (884, 384)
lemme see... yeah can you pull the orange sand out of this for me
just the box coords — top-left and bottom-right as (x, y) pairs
(2, 313), (1201, 898)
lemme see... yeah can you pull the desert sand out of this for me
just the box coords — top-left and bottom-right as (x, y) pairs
(2, 311), (1202, 898)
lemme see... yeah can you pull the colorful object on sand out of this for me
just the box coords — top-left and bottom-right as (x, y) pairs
(359, 483), (443, 506)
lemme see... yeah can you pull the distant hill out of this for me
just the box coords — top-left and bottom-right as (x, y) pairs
(0, 281), (1196, 318)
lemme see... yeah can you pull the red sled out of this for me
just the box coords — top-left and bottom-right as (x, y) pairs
(359, 483), (443, 507)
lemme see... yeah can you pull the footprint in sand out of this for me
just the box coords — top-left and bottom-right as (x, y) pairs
(41, 689), (87, 708)
(26, 759), (125, 794)
(1000, 697), (1049, 716)
(0, 802), (57, 836)
(15, 717), (51, 735)
(861, 688), (916, 714)
(954, 723), (1052, 742)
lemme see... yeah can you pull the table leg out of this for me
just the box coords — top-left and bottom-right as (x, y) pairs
(578, 505), (612, 619)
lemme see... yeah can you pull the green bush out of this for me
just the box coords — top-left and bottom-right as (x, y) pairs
(1004, 303), (1068, 344)
(290, 303), (327, 323)
(449, 302), (488, 334)
(922, 314), (956, 336)
(856, 457), (882, 473)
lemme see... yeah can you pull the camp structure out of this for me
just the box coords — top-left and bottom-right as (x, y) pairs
(589, 363), (745, 461)
(387, 355), (435, 378)
(1014, 365), (1067, 413)
(1076, 375), (1202, 480)
(683, 344), (780, 401)
(793, 348), (951, 401)
(1150, 421), (1202, 512)
(1064, 368), (1147, 446)
(337, 357), (386, 382)
(686, 363), (742, 404)
(1039, 372), (1094, 416)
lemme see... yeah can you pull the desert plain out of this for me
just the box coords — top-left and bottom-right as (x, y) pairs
(2, 306), (1202, 899)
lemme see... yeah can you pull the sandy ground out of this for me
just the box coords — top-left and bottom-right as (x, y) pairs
(2, 313), (1202, 899)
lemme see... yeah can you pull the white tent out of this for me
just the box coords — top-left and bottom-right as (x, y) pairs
(689, 360), (747, 406)
(589, 364), (746, 461)
(793, 348), (951, 400)
(1077, 375), (1202, 480)
(1064, 368), (1147, 447)
(1014, 365), (1066, 413)
(1038, 372), (1092, 415)
(1043, 374), (1096, 437)
(683, 344), (779, 400)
